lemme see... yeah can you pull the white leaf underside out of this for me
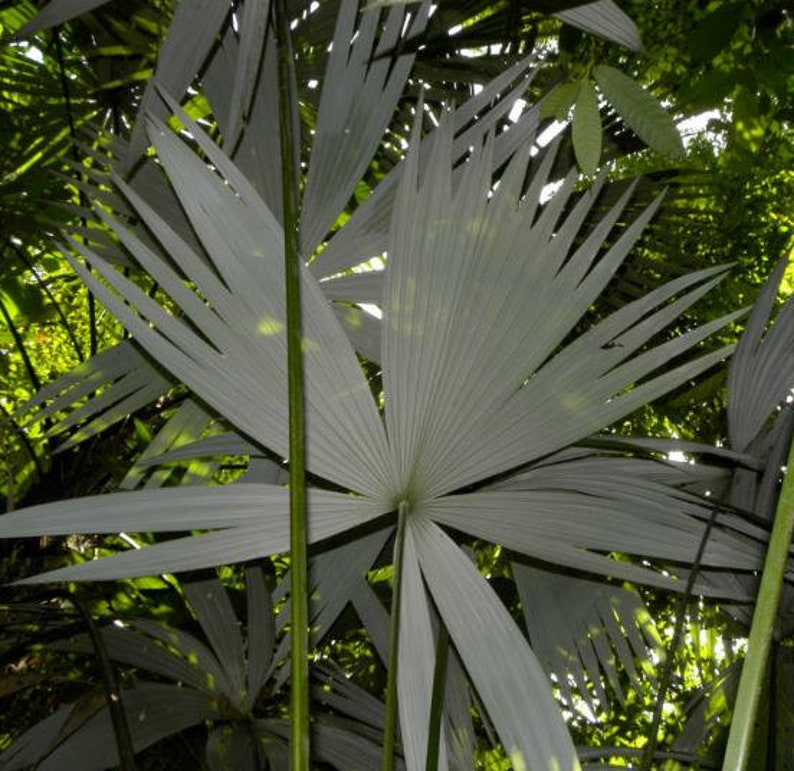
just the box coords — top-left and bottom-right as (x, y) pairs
(381, 109), (741, 502)
(16, 340), (172, 452)
(119, 398), (214, 491)
(20, 0), (111, 34)
(0, 485), (389, 582)
(300, 0), (430, 255)
(183, 579), (247, 706)
(555, 0), (643, 52)
(398, 523), (449, 771)
(728, 254), (794, 452)
(411, 516), (580, 771)
(311, 57), (541, 277)
(125, 0), (233, 168)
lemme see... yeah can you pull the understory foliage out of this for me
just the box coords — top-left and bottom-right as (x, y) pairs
(1, 1), (793, 769)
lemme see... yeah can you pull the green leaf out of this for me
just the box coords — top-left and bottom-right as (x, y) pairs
(572, 79), (601, 175)
(688, 2), (743, 63)
(594, 64), (684, 158)
(539, 81), (579, 121)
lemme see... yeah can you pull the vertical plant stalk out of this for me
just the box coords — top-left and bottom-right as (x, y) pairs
(73, 592), (138, 771)
(0, 402), (44, 493)
(382, 502), (409, 771)
(53, 27), (97, 357)
(0, 297), (41, 392)
(9, 242), (85, 362)
(640, 502), (720, 771)
(425, 624), (450, 771)
(273, 1), (310, 768)
(722, 436), (794, 771)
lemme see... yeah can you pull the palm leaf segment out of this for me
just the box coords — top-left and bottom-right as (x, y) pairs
(0, 8), (765, 769)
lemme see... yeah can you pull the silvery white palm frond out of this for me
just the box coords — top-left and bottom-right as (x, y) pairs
(311, 56), (540, 276)
(300, 0), (430, 255)
(727, 254), (794, 455)
(0, 86), (764, 768)
(0, 682), (219, 771)
(695, 259), (794, 631)
(117, 398), (221, 490)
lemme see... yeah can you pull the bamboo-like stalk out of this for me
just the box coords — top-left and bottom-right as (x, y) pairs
(382, 502), (409, 771)
(273, 1), (310, 768)
(721, 435), (794, 770)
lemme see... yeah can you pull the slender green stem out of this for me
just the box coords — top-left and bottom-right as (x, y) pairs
(722, 435), (794, 771)
(8, 242), (85, 362)
(641, 503), (720, 771)
(273, 2), (309, 769)
(425, 624), (450, 771)
(53, 27), (97, 357)
(0, 402), (44, 489)
(0, 297), (41, 392)
(382, 502), (409, 771)
(73, 592), (138, 771)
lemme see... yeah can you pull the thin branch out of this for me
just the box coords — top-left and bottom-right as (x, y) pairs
(640, 501), (721, 771)
(53, 26), (97, 357)
(73, 592), (139, 771)
(0, 401), (44, 489)
(0, 296), (42, 392)
(8, 240), (85, 362)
